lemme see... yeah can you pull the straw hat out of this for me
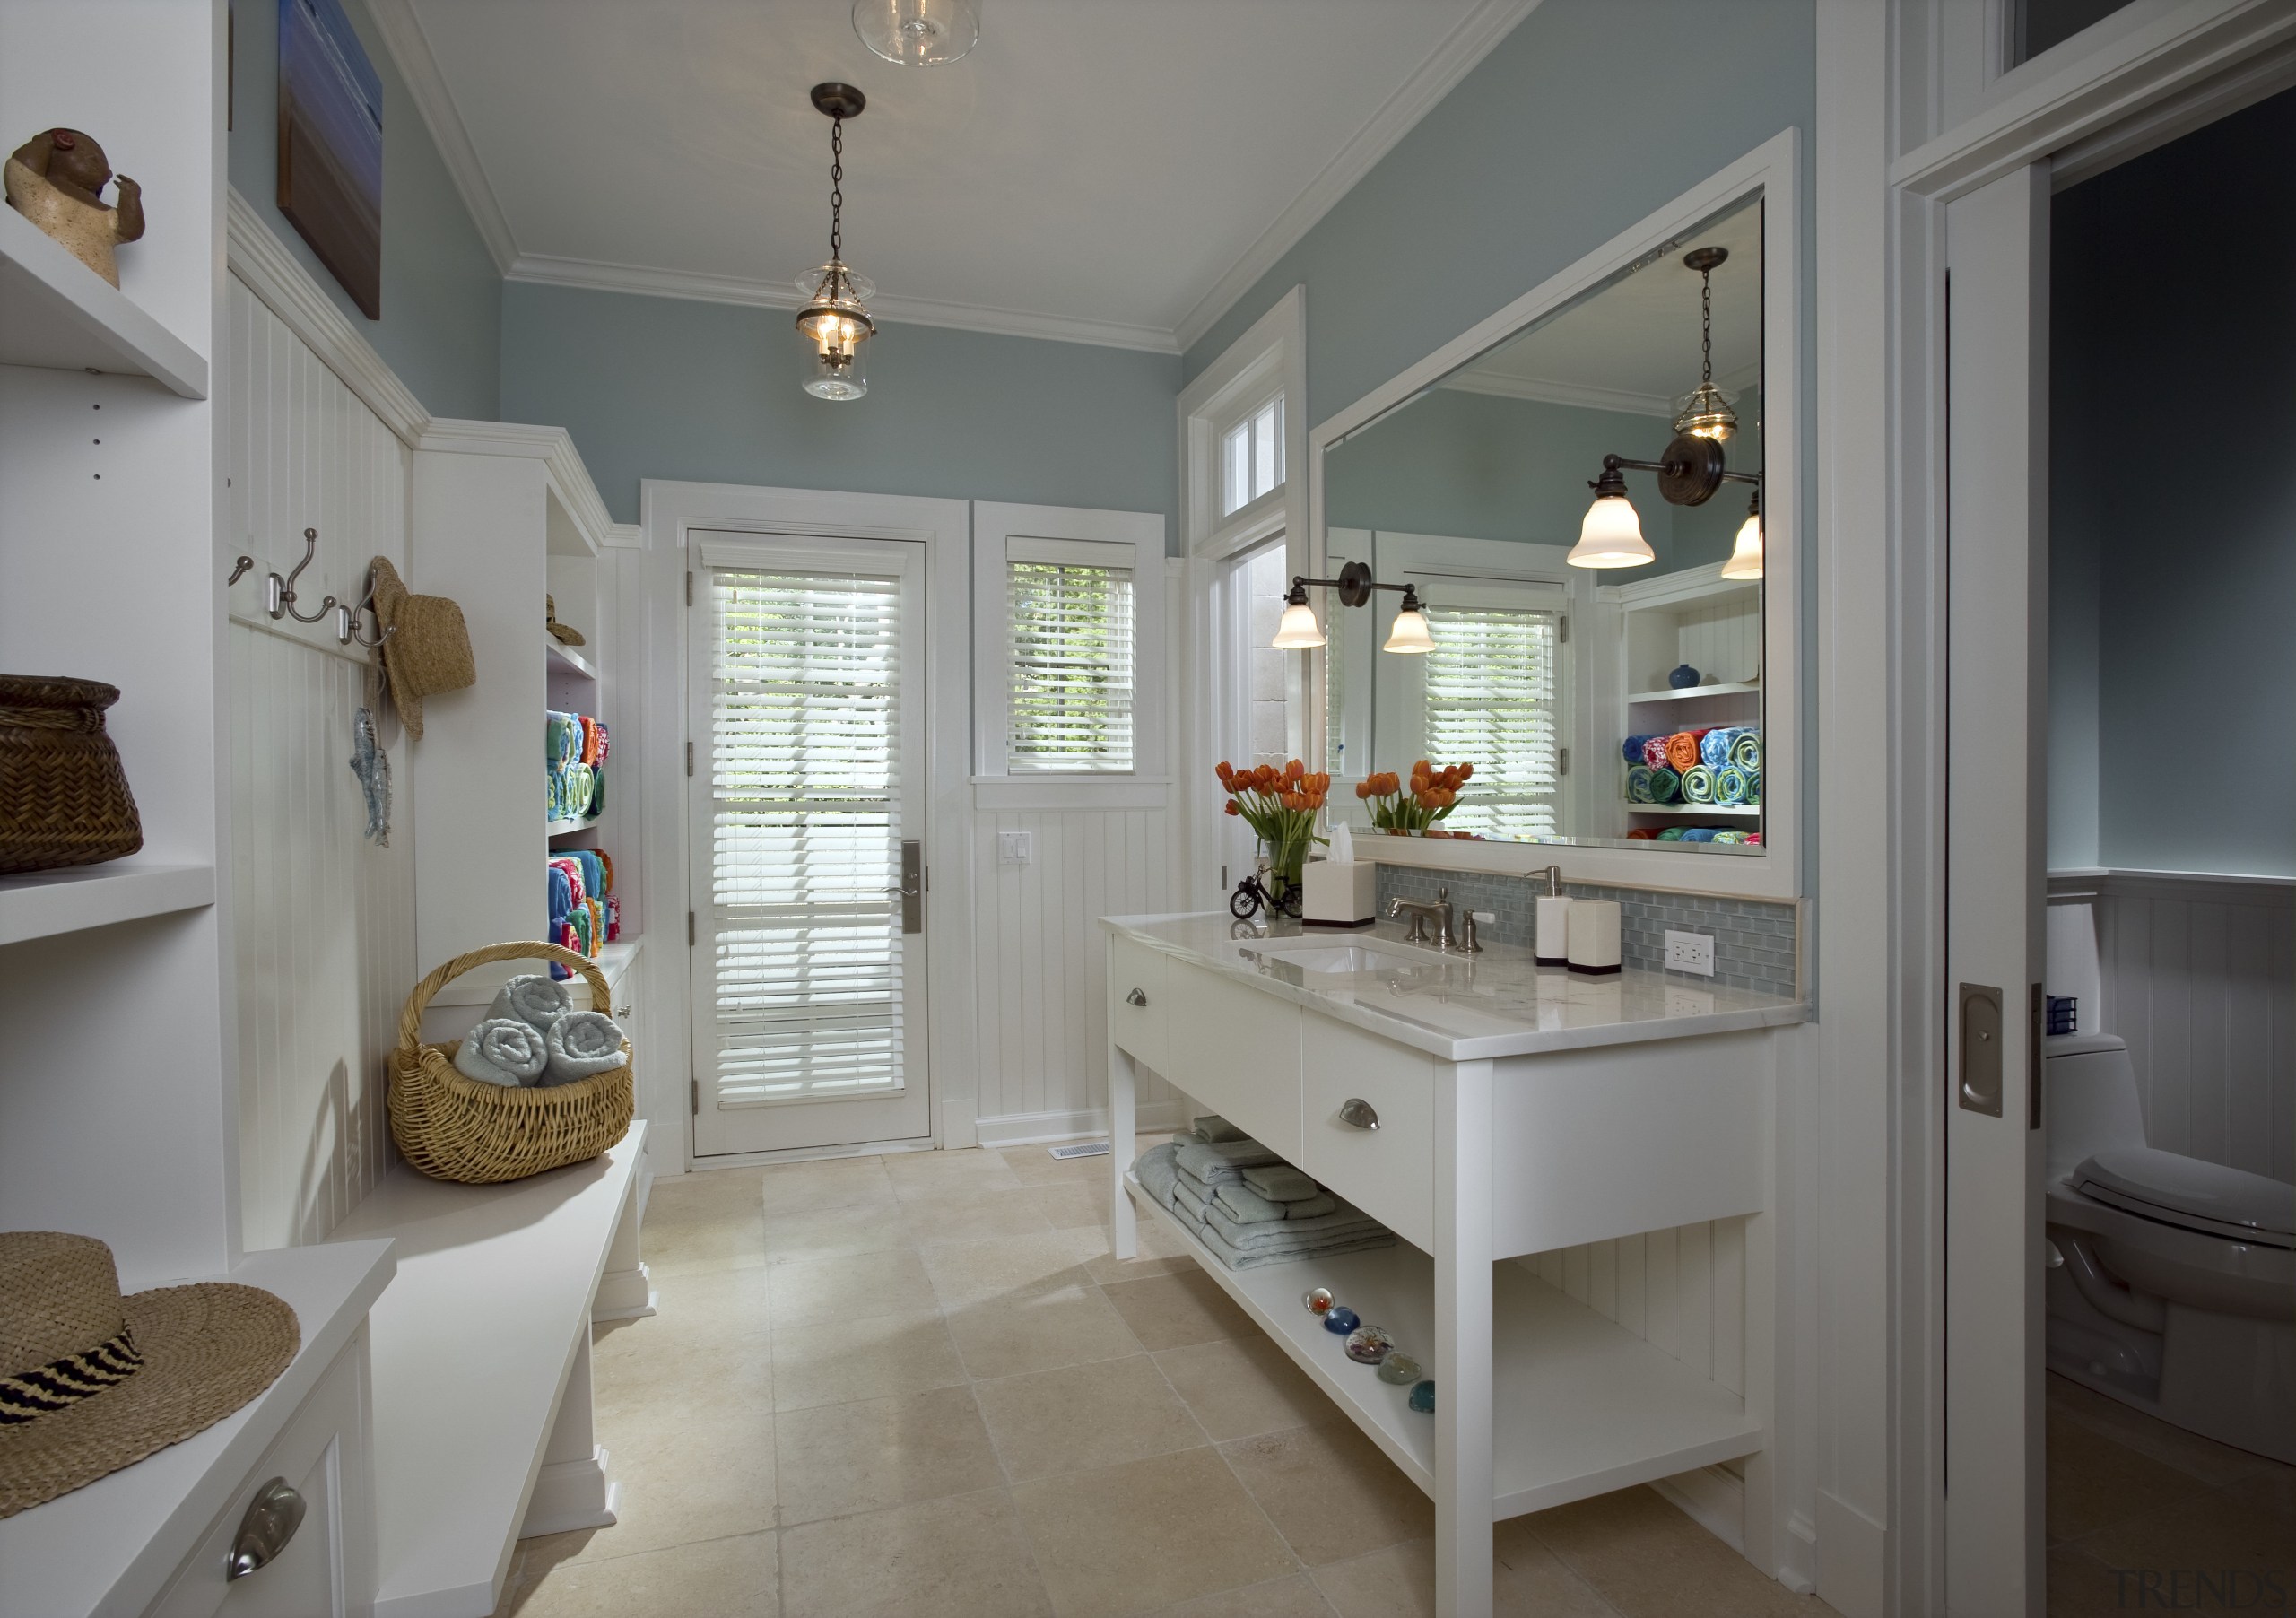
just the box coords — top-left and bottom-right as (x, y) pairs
(368, 556), (476, 742)
(0, 1232), (299, 1518)
(544, 595), (585, 647)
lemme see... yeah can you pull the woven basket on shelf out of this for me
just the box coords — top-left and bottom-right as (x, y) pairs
(0, 675), (144, 874)
(389, 941), (633, 1184)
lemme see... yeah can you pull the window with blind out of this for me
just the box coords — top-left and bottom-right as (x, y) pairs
(1423, 604), (1563, 840)
(1005, 540), (1137, 773)
(704, 567), (908, 1105)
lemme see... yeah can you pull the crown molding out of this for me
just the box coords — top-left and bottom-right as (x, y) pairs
(1442, 370), (1675, 417)
(225, 188), (429, 443)
(504, 252), (1182, 353)
(1170, 0), (1542, 353)
(365, 0), (519, 274)
(414, 418), (616, 552)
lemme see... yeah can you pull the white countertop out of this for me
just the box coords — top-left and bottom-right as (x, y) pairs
(1102, 912), (1807, 1062)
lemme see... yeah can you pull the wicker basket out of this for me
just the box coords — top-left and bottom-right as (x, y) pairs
(0, 675), (144, 875)
(389, 942), (634, 1184)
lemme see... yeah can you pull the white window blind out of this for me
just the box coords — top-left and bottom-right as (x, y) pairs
(1423, 604), (1562, 840)
(1005, 541), (1136, 773)
(705, 569), (906, 1106)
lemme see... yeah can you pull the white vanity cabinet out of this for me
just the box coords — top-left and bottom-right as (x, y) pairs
(1104, 914), (1806, 1618)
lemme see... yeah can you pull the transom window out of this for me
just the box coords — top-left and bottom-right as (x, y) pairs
(1221, 396), (1283, 517)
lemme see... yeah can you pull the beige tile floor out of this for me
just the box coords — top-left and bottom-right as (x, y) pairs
(2043, 1371), (2296, 1617)
(493, 1140), (1833, 1618)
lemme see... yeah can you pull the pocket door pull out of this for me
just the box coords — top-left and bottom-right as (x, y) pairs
(1338, 1098), (1380, 1131)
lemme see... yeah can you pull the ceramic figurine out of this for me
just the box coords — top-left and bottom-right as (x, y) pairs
(6, 129), (144, 287)
(1668, 663), (1701, 689)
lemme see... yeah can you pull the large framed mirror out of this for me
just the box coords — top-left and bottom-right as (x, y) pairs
(1303, 134), (1798, 898)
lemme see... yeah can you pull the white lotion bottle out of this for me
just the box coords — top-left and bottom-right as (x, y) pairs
(1533, 864), (1571, 967)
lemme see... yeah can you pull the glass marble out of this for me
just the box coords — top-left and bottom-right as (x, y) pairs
(1408, 1379), (1436, 1414)
(1377, 1353), (1422, 1386)
(1344, 1325), (1392, 1364)
(1322, 1305), (1361, 1335)
(1302, 1287), (1335, 1316)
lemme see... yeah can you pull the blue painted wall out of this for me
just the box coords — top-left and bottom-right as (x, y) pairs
(1326, 387), (1762, 574)
(230, 0), (500, 420)
(498, 282), (1180, 530)
(2049, 87), (2296, 878)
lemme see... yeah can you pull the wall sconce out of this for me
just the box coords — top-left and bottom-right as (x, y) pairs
(1569, 434), (1761, 570)
(1272, 561), (1435, 655)
(1721, 489), (1763, 579)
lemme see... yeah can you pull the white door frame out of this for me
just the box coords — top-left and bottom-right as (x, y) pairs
(1868, 3), (2296, 1610)
(639, 480), (976, 1172)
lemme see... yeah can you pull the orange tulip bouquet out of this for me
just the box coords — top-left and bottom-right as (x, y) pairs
(1216, 760), (1329, 900)
(1356, 759), (1475, 835)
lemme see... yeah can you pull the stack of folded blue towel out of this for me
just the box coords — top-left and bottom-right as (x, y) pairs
(1133, 1117), (1395, 1271)
(453, 973), (630, 1090)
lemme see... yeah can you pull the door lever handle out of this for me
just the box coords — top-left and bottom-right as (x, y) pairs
(1126, 988), (1148, 1007)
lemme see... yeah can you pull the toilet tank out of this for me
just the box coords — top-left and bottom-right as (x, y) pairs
(2046, 1033), (2146, 1185)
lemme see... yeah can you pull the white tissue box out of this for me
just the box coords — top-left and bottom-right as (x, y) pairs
(1302, 860), (1377, 927)
(1566, 899), (1622, 975)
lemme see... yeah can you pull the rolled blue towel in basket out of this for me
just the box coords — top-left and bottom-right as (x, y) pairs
(1714, 764), (1752, 806)
(489, 973), (575, 1031)
(543, 1010), (628, 1086)
(454, 1017), (551, 1086)
(1680, 764), (1718, 804)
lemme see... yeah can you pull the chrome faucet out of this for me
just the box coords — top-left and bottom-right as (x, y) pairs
(1389, 886), (1457, 951)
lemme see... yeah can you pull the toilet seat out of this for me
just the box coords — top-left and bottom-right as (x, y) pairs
(2074, 1147), (2296, 1249)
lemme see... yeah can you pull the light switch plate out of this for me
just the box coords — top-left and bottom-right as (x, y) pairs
(998, 831), (1033, 866)
(1665, 929), (1716, 977)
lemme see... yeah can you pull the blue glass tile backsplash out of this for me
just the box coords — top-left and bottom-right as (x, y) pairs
(1372, 862), (1799, 997)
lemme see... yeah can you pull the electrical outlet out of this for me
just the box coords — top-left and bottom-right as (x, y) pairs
(1665, 928), (1715, 977)
(997, 831), (1033, 866)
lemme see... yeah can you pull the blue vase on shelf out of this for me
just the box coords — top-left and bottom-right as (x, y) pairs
(1668, 664), (1700, 689)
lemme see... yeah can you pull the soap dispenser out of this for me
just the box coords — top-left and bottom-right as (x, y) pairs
(1534, 866), (1572, 967)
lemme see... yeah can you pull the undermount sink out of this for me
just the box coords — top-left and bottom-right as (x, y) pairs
(1252, 943), (1440, 974)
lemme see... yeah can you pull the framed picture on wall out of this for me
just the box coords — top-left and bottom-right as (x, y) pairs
(277, 0), (382, 318)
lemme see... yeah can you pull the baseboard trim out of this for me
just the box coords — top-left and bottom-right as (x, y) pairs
(976, 1101), (1183, 1149)
(1651, 1463), (1744, 1553)
(1815, 1488), (1887, 1618)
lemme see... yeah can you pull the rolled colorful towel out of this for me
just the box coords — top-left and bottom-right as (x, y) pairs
(1648, 766), (1682, 805)
(1700, 727), (1737, 770)
(1680, 764), (1718, 804)
(454, 1017), (550, 1086)
(1626, 764), (1657, 804)
(543, 1010), (627, 1085)
(1714, 763), (1752, 805)
(1682, 827), (1718, 842)
(1664, 730), (1703, 772)
(1657, 827), (1688, 841)
(1174, 1139), (1282, 1185)
(1242, 1163), (1320, 1202)
(1743, 770), (1761, 806)
(1730, 729), (1762, 773)
(1622, 734), (1661, 765)
(488, 974), (575, 1032)
(1710, 830), (1748, 844)
(1641, 735), (1671, 769)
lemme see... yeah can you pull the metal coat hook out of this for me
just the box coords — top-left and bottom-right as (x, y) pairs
(273, 528), (338, 624)
(335, 561), (396, 648)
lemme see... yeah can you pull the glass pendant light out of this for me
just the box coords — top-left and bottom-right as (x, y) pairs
(1569, 463), (1656, 568)
(1272, 581), (1326, 648)
(1721, 490), (1763, 579)
(1671, 247), (1738, 444)
(854, 0), (979, 65)
(796, 85), (875, 401)
(1382, 586), (1435, 654)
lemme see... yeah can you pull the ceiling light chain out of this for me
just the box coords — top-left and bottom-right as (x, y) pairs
(795, 83), (876, 401)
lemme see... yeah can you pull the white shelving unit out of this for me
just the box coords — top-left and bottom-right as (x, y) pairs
(1125, 1176), (1761, 1516)
(1620, 802), (1762, 819)
(1625, 679), (1761, 705)
(546, 635), (599, 681)
(0, 199), (206, 398)
(1604, 563), (1765, 839)
(0, 861), (215, 946)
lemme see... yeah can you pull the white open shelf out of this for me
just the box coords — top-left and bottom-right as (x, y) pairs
(546, 813), (603, 838)
(0, 861), (215, 946)
(1623, 802), (1762, 819)
(428, 937), (642, 1009)
(1126, 1176), (1761, 1518)
(545, 636), (598, 681)
(1626, 681), (1761, 705)
(0, 201), (206, 398)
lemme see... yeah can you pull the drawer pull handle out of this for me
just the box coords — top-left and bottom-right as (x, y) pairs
(1126, 987), (1148, 1007)
(227, 1478), (306, 1580)
(1338, 1098), (1380, 1131)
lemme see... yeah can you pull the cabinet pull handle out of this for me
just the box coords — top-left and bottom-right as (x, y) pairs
(1126, 988), (1148, 1007)
(227, 1478), (306, 1580)
(1338, 1098), (1380, 1131)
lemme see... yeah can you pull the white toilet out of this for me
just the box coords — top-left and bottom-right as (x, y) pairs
(2044, 1032), (2296, 1463)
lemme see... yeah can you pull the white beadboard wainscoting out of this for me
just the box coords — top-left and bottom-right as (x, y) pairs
(972, 806), (1181, 1144)
(2052, 868), (2295, 1184)
(225, 273), (417, 1248)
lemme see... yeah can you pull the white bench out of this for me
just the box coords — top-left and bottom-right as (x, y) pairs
(327, 1122), (652, 1618)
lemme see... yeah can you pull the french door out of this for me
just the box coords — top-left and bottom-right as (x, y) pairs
(688, 532), (931, 1157)
(1943, 163), (2049, 1614)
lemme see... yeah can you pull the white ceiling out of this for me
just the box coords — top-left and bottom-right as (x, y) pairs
(372, 0), (1535, 352)
(1448, 199), (1763, 416)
